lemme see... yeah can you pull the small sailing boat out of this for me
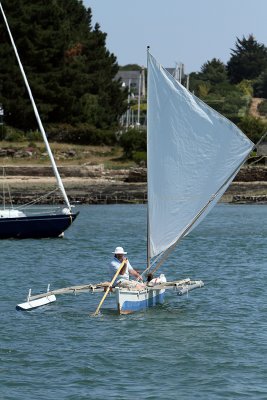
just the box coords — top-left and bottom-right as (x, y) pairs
(0, 4), (78, 239)
(17, 49), (254, 313)
(112, 49), (254, 313)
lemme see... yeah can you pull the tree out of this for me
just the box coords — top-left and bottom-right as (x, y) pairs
(253, 70), (267, 98)
(120, 64), (142, 71)
(0, 0), (127, 135)
(119, 129), (146, 159)
(227, 34), (267, 84)
(238, 115), (267, 143)
(201, 58), (228, 85)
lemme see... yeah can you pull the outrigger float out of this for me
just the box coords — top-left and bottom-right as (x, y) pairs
(16, 277), (204, 314)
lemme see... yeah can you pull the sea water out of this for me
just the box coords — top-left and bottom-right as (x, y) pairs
(0, 204), (267, 399)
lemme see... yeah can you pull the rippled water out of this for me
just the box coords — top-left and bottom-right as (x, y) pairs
(1, 204), (267, 399)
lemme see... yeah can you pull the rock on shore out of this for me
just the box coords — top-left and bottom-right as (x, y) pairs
(1, 165), (267, 205)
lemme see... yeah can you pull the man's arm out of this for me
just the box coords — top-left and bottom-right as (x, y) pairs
(119, 261), (127, 275)
(129, 268), (143, 281)
(110, 258), (127, 276)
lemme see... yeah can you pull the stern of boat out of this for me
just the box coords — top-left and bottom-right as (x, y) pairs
(115, 287), (165, 315)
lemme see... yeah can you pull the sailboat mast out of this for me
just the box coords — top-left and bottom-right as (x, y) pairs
(146, 46), (151, 271)
(0, 3), (71, 210)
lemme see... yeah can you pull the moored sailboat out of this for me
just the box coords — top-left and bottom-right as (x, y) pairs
(0, 3), (78, 239)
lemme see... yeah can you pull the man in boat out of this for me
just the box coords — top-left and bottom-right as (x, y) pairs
(109, 246), (145, 290)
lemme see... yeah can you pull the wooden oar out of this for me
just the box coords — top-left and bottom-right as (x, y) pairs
(93, 259), (126, 316)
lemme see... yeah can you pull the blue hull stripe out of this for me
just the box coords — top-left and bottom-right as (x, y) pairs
(121, 292), (165, 312)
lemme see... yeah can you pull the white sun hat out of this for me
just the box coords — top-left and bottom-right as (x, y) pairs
(112, 246), (127, 254)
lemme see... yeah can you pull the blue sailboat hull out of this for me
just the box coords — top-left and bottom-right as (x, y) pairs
(0, 212), (79, 239)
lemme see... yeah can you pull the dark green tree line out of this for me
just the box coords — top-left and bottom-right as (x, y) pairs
(227, 34), (267, 84)
(253, 70), (267, 98)
(0, 0), (127, 141)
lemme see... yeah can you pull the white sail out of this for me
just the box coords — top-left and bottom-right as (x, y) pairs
(147, 53), (254, 260)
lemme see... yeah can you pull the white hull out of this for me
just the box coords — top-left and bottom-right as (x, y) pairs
(114, 276), (204, 314)
(115, 287), (165, 314)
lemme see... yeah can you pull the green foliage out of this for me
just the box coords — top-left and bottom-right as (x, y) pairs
(119, 129), (146, 159)
(190, 56), (253, 122)
(253, 70), (267, 97)
(0, 0), (127, 133)
(204, 92), (249, 121)
(227, 35), (267, 84)
(26, 130), (42, 142)
(132, 151), (147, 165)
(201, 58), (228, 85)
(237, 80), (254, 96)
(198, 82), (211, 97)
(1, 3), (266, 150)
(4, 125), (25, 141)
(131, 102), (147, 112)
(120, 64), (142, 71)
(257, 99), (267, 116)
(237, 115), (267, 142)
(198, 77), (251, 122)
(46, 123), (117, 145)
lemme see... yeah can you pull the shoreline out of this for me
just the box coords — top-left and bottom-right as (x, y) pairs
(2, 178), (267, 205)
(1, 165), (267, 205)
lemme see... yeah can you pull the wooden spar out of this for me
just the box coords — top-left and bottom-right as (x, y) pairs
(26, 283), (109, 301)
(146, 279), (204, 291)
(16, 281), (110, 311)
(24, 277), (202, 301)
(17, 276), (203, 312)
(93, 259), (127, 316)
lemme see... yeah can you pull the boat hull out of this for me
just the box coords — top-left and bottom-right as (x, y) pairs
(0, 212), (79, 239)
(115, 288), (165, 314)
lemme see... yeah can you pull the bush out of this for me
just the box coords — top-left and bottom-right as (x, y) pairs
(203, 91), (250, 121)
(45, 123), (118, 145)
(132, 151), (147, 165)
(26, 130), (42, 142)
(3, 126), (25, 142)
(119, 129), (147, 158)
(238, 115), (267, 143)
(257, 100), (267, 117)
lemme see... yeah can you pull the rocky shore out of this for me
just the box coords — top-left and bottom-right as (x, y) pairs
(1, 165), (267, 205)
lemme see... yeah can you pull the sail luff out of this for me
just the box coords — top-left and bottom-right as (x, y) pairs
(0, 3), (71, 209)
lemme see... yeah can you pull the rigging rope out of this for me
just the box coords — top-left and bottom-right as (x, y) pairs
(17, 188), (60, 209)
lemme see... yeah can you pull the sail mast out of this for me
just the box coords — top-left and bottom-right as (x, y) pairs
(0, 3), (71, 210)
(146, 46), (151, 271)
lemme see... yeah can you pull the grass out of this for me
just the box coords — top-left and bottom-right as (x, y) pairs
(0, 141), (135, 169)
